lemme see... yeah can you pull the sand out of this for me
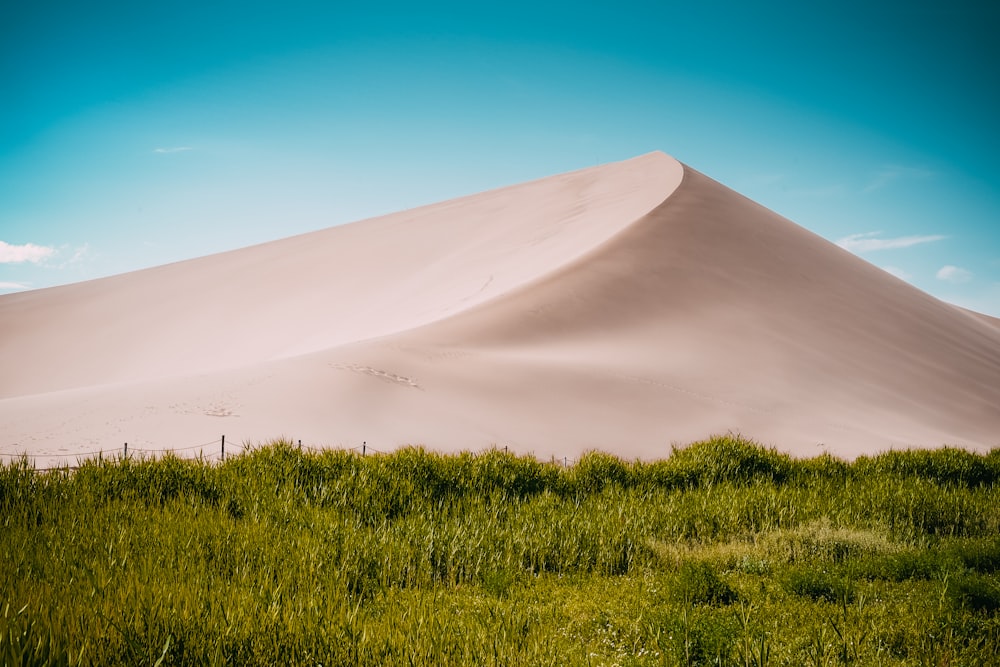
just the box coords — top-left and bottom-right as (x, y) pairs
(2, 151), (998, 466)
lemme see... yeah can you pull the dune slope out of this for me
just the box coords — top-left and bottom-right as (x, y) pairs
(0, 152), (678, 398)
(2, 152), (998, 462)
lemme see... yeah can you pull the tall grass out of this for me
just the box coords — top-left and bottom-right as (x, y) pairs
(2, 435), (998, 665)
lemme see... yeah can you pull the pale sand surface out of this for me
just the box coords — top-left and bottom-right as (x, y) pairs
(2, 152), (999, 466)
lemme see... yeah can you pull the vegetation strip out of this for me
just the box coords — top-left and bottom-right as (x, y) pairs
(2, 436), (999, 665)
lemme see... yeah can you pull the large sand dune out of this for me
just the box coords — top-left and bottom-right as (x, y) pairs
(2, 152), (999, 464)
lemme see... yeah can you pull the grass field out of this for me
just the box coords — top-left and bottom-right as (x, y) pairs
(2, 435), (999, 665)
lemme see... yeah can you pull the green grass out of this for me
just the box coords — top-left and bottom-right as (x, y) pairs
(2, 435), (999, 665)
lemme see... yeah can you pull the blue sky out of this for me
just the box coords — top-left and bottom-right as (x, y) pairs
(2, 0), (999, 314)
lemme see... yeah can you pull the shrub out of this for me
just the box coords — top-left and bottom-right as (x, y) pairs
(572, 451), (632, 494)
(647, 607), (738, 666)
(950, 537), (1000, 573)
(949, 573), (1000, 612)
(791, 451), (851, 483)
(783, 568), (854, 602)
(672, 562), (738, 606)
(856, 447), (994, 486)
(861, 549), (949, 581)
(668, 435), (792, 487)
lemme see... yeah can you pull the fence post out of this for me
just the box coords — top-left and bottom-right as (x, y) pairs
(221, 435), (225, 461)
(124, 442), (128, 459)
(564, 456), (567, 467)
(298, 439), (302, 452)
(362, 441), (366, 456)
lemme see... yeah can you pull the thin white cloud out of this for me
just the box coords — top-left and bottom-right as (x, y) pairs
(863, 166), (935, 193)
(0, 240), (56, 263)
(936, 265), (972, 284)
(837, 232), (947, 253)
(153, 146), (194, 154)
(63, 243), (90, 266)
(880, 266), (912, 281)
(0, 281), (29, 290)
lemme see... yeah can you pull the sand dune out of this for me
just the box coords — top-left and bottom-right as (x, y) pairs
(2, 152), (998, 464)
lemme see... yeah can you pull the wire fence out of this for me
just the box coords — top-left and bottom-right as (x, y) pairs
(0, 436), (232, 472)
(0, 436), (580, 472)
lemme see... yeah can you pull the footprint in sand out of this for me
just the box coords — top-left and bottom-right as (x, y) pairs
(330, 363), (421, 389)
(204, 404), (237, 417)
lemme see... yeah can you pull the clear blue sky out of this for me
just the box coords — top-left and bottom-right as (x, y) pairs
(2, 0), (998, 315)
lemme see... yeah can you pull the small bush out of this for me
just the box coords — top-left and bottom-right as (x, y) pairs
(672, 562), (738, 606)
(792, 451), (851, 483)
(949, 573), (1000, 612)
(950, 538), (1000, 573)
(572, 452), (632, 493)
(856, 447), (994, 486)
(647, 608), (738, 666)
(784, 568), (854, 602)
(470, 449), (557, 498)
(861, 549), (948, 581)
(669, 435), (792, 487)
(480, 568), (522, 598)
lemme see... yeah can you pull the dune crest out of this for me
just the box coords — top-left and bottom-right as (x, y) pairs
(2, 152), (998, 463)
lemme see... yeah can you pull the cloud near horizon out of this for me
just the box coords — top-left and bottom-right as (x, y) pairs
(153, 146), (194, 154)
(58, 243), (91, 267)
(836, 232), (947, 253)
(936, 265), (972, 284)
(0, 240), (56, 263)
(0, 281), (29, 289)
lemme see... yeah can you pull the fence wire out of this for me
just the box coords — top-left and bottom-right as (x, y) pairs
(1, 436), (578, 471)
